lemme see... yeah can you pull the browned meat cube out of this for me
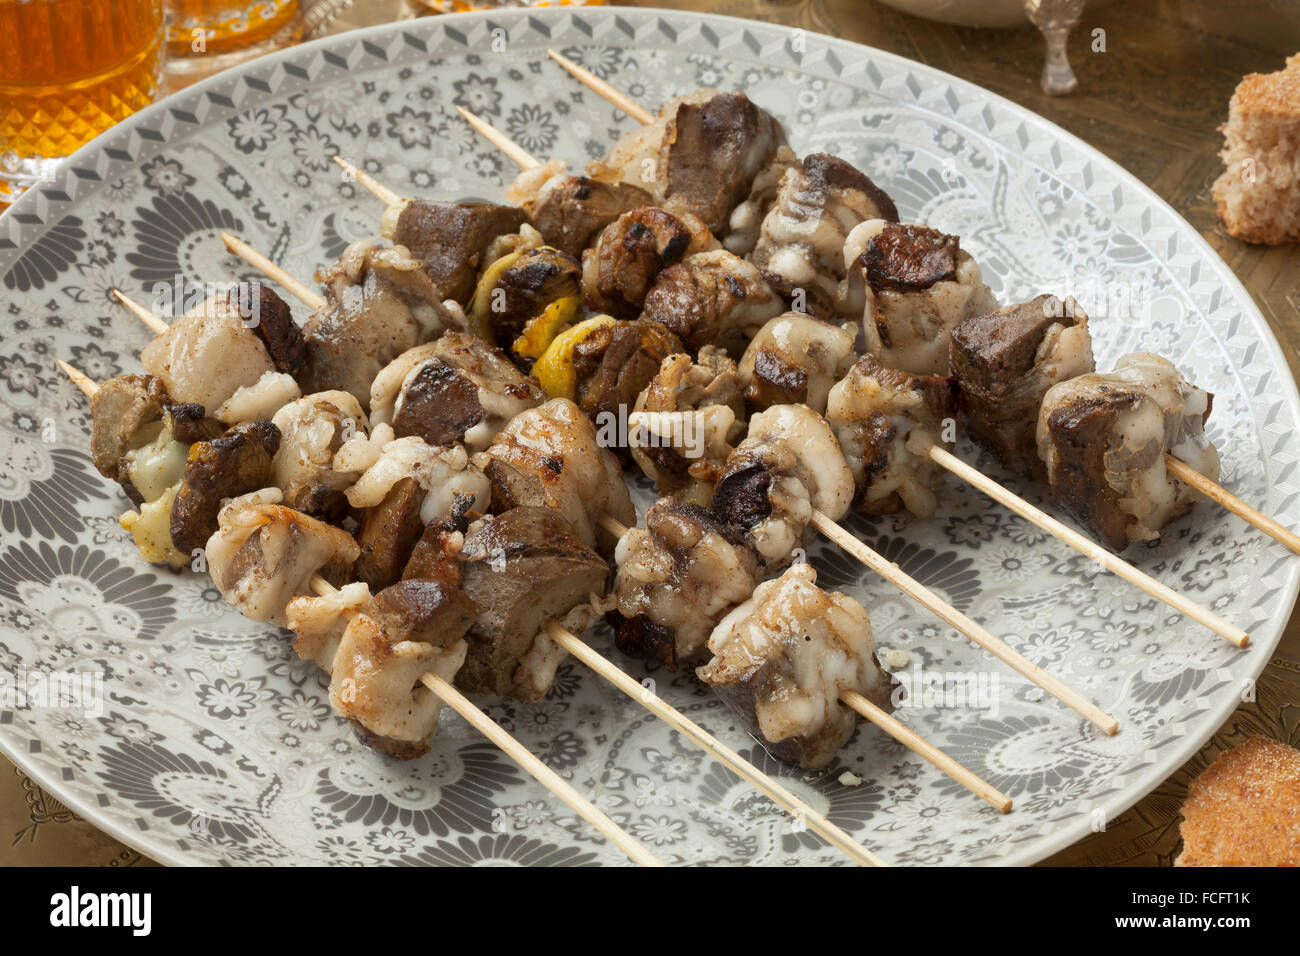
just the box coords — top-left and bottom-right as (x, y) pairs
(383, 198), (529, 304)
(456, 507), (608, 701)
(170, 420), (281, 554)
(949, 294), (1094, 482)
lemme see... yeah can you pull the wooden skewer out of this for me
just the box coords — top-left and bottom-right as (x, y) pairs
(109, 288), (169, 334)
(302, 575), (661, 867)
(546, 48), (656, 125)
(811, 510), (1117, 735)
(1165, 453), (1300, 558)
(220, 232), (326, 311)
(59, 359), (661, 866)
(600, 514), (1016, 808)
(332, 155), (402, 207)
(839, 691), (1011, 812)
(929, 446), (1249, 648)
(455, 106), (540, 171)
(543, 622), (892, 858)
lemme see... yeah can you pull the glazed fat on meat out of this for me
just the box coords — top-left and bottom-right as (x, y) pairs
(827, 355), (958, 519)
(712, 404), (855, 567)
(639, 249), (784, 354)
(840, 220), (999, 375)
(299, 240), (464, 409)
(505, 158), (655, 258)
(629, 348), (746, 506)
(381, 198), (530, 304)
(589, 89), (790, 237)
(368, 333), (545, 451)
(949, 294), (1095, 482)
(749, 153), (900, 317)
(327, 580), (477, 759)
(610, 498), (762, 667)
(456, 507), (608, 701)
(271, 390), (369, 518)
(1036, 353), (1222, 551)
(474, 397), (636, 555)
(697, 563), (893, 770)
(140, 291), (277, 412)
(205, 488), (360, 626)
(581, 207), (718, 317)
(738, 312), (858, 415)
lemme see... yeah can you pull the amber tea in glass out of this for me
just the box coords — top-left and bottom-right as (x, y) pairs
(164, 0), (299, 58)
(0, 0), (164, 201)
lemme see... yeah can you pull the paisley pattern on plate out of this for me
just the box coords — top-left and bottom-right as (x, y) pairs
(0, 8), (1297, 866)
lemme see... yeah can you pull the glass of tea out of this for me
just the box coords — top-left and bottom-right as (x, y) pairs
(164, 0), (301, 68)
(0, 0), (165, 206)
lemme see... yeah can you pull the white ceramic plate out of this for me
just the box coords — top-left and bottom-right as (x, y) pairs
(1, 7), (1297, 866)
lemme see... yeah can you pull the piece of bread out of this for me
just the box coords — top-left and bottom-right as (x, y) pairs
(1212, 54), (1300, 245)
(1175, 734), (1300, 866)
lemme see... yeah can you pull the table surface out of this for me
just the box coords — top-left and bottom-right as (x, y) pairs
(3, 0), (1298, 867)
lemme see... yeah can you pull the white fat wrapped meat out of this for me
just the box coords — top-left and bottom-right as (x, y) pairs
(300, 241), (463, 409)
(205, 488), (360, 626)
(368, 333), (544, 451)
(712, 404), (855, 567)
(344, 436), (489, 527)
(611, 498), (762, 666)
(1037, 352), (1221, 551)
(839, 220), (999, 375)
(628, 348), (746, 506)
(216, 370), (301, 425)
(738, 312), (858, 414)
(697, 563), (892, 770)
(749, 153), (899, 316)
(725, 145), (798, 255)
(473, 397), (635, 555)
(826, 355), (958, 518)
(285, 581), (371, 672)
(271, 391), (368, 516)
(140, 293), (276, 411)
(328, 579), (477, 758)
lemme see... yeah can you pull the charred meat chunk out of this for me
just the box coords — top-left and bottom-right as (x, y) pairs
(456, 507), (608, 701)
(840, 220), (1000, 375)
(1037, 353), (1221, 551)
(370, 333), (544, 452)
(827, 354), (958, 518)
(610, 498), (761, 667)
(383, 199), (530, 304)
(581, 207), (716, 318)
(569, 318), (685, 428)
(697, 563), (895, 770)
(640, 249), (784, 354)
(89, 373), (171, 483)
(352, 475), (428, 592)
(949, 294), (1095, 482)
(474, 245), (582, 345)
(300, 241), (462, 409)
(738, 312), (858, 415)
(474, 398), (636, 556)
(170, 420), (281, 555)
(712, 404), (855, 567)
(226, 282), (306, 377)
(506, 159), (655, 259)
